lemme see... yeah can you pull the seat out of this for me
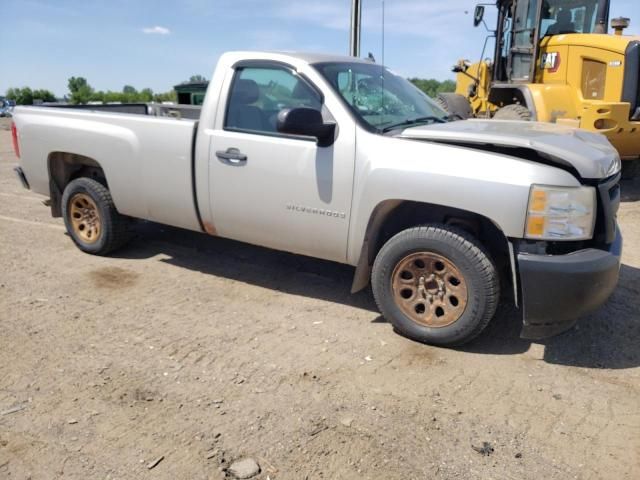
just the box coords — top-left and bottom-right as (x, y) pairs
(226, 79), (266, 131)
(267, 80), (323, 131)
(546, 9), (575, 35)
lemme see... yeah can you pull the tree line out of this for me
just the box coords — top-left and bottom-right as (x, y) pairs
(4, 75), (209, 105)
(5, 75), (455, 105)
(5, 87), (57, 105)
(408, 78), (456, 98)
(64, 77), (178, 104)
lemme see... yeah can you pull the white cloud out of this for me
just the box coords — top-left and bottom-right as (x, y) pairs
(142, 25), (171, 35)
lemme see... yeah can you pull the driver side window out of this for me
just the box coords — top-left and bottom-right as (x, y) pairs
(225, 66), (322, 134)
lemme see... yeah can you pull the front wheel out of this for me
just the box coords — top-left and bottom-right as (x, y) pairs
(371, 225), (499, 346)
(61, 177), (132, 255)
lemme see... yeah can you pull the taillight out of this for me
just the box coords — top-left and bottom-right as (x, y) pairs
(11, 122), (20, 158)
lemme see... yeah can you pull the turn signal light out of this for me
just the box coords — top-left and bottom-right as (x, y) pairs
(526, 216), (546, 237)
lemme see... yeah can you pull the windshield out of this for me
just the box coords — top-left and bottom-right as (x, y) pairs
(314, 62), (449, 132)
(541, 0), (603, 36)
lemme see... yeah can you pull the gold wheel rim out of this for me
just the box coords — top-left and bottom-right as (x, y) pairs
(69, 193), (101, 244)
(391, 252), (468, 328)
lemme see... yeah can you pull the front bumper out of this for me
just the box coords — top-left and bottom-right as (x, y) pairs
(518, 227), (622, 339)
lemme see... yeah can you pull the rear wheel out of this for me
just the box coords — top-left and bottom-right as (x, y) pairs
(435, 93), (473, 120)
(493, 104), (533, 121)
(371, 225), (499, 346)
(62, 177), (132, 255)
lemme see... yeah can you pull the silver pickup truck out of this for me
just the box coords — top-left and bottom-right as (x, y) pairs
(12, 51), (622, 346)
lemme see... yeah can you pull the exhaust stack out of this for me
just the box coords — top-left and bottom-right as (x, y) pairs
(611, 17), (630, 36)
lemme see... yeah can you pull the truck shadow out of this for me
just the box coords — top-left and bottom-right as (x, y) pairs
(537, 263), (640, 369)
(115, 221), (377, 312)
(455, 263), (640, 369)
(620, 177), (640, 202)
(114, 222), (640, 370)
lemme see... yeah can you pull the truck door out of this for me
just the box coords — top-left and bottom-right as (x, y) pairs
(204, 61), (356, 263)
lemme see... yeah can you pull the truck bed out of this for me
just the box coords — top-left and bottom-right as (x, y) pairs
(15, 106), (202, 232)
(42, 102), (202, 120)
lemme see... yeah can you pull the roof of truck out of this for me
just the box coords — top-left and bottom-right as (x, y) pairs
(223, 50), (375, 65)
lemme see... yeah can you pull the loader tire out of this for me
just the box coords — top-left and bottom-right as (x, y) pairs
(621, 159), (640, 180)
(435, 93), (473, 120)
(493, 104), (533, 121)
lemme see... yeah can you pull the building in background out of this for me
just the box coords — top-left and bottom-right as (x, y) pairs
(174, 81), (208, 105)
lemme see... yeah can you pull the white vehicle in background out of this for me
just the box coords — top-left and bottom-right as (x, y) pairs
(1, 99), (15, 117)
(11, 51), (622, 346)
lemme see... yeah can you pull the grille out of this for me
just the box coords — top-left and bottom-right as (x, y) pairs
(595, 174), (621, 245)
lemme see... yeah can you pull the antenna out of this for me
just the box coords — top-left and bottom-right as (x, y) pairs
(349, 0), (362, 57)
(382, 0), (385, 68)
(381, 0), (385, 116)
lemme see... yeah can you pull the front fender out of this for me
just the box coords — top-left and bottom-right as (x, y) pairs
(346, 130), (580, 266)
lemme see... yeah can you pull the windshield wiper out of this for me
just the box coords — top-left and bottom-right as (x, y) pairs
(381, 116), (447, 133)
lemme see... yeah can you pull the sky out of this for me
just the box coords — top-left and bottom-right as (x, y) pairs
(1, 0), (639, 97)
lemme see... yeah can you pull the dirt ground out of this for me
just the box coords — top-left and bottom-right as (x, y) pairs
(0, 116), (639, 480)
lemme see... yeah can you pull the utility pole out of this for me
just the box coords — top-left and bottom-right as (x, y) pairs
(349, 0), (362, 57)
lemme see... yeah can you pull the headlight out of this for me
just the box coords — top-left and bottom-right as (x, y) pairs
(607, 153), (622, 177)
(525, 185), (596, 241)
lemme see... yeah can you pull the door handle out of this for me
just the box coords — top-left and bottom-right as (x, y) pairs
(216, 148), (247, 165)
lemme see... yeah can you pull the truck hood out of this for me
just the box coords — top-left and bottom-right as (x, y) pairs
(398, 119), (621, 179)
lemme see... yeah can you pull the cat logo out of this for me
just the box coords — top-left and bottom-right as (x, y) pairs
(541, 52), (560, 72)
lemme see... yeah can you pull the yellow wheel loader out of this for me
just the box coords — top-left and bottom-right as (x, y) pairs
(441, 0), (640, 178)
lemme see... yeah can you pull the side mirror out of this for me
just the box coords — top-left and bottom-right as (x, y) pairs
(473, 5), (485, 27)
(277, 107), (336, 147)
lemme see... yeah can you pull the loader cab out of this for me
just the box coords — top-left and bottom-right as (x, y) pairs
(481, 0), (610, 84)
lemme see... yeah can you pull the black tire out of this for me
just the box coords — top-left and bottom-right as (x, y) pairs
(371, 225), (499, 346)
(621, 159), (640, 180)
(493, 104), (532, 121)
(435, 93), (473, 120)
(61, 177), (132, 255)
